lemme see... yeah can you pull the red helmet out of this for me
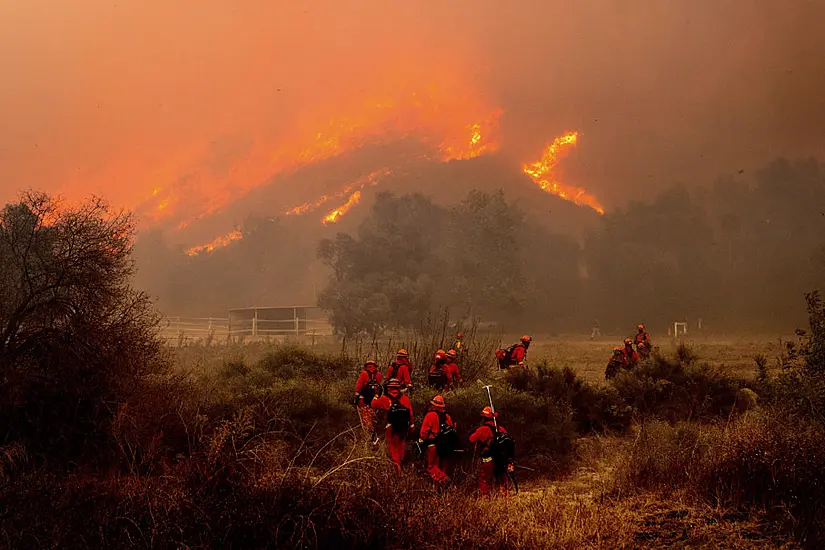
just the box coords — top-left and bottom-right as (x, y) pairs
(434, 349), (446, 361)
(387, 378), (402, 389)
(480, 406), (498, 419)
(623, 338), (633, 346)
(430, 395), (446, 409)
(396, 349), (409, 358)
(637, 324), (645, 331)
(521, 335), (532, 343)
(446, 349), (457, 359)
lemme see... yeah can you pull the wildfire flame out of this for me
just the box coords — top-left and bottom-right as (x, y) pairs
(522, 132), (604, 214)
(184, 168), (391, 255)
(138, 87), (501, 230)
(322, 191), (361, 225)
(185, 229), (243, 256)
(284, 168), (390, 218)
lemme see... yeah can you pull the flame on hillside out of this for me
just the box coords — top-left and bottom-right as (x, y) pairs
(138, 85), (501, 229)
(185, 168), (391, 255)
(285, 168), (390, 218)
(323, 191), (361, 225)
(185, 229), (243, 256)
(522, 132), (604, 214)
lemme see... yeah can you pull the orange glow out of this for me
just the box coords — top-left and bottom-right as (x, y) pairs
(322, 191), (361, 225)
(284, 168), (390, 218)
(185, 229), (243, 256)
(522, 132), (604, 214)
(136, 86), (500, 230)
(439, 109), (503, 161)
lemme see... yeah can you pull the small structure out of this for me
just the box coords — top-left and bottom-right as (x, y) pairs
(671, 321), (688, 338)
(228, 306), (328, 338)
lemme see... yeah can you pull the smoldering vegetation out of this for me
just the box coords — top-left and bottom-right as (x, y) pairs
(3, 191), (825, 547)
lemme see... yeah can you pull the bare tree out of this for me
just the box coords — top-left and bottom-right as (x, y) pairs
(0, 191), (165, 463)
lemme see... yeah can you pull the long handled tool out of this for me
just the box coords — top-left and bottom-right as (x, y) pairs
(481, 385), (498, 431)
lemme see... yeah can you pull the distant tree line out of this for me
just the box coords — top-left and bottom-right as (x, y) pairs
(318, 157), (825, 335)
(133, 156), (825, 335)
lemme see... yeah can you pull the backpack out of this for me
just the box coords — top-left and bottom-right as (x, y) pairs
(489, 428), (515, 475)
(361, 371), (383, 403)
(495, 344), (519, 369)
(386, 396), (411, 434)
(434, 411), (460, 457)
(427, 364), (447, 388)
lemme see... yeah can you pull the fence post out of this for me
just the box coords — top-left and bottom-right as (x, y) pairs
(252, 308), (258, 338)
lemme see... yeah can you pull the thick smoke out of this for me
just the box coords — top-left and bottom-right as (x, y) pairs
(1, 1), (823, 210)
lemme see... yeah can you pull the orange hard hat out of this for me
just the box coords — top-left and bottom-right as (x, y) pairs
(623, 338), (633, 346)
(613, 346), (622, 354)
(364, 359), (377, 367)
(480, 406), (498, 419)
(637, 342), (646, 349)
(446, 349), (457, 359)
(397, 349), (409, 358)
(434, 349), (446, 361)
(430, 395), (446, 409)
(387, 378), (402, 389)
(521, 335), (532, 343)
(637, 324), (645, 331)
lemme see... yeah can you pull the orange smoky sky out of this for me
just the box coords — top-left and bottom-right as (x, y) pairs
(1, 1), (824, 214)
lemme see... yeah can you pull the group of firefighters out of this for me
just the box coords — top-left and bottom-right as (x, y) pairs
(605, 323), (653, 380)
(353, 333), (530, 497)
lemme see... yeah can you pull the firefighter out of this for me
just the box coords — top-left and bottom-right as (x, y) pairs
(622, 337), (639, 367)
(496, 335), (532, 369)
(634, 324), (651, 349)
(371, 378), (414, 475)
(605, 346), (626, 379)
(469, 406), (513, 498)
(427, 349), (449, 390)
(444, 349), (462, 389)
(354, 359), (383, 443)
(637, 341), (650, 361)
(453, 331), (465, 355)
(387, 349), (413, 392)
(419, 395), (458, 484)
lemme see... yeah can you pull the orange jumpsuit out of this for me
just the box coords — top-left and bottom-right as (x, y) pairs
(371, 391), (414, 475)
(419, 409), (455, 483)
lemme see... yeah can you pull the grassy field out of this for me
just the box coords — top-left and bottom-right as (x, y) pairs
(5, 332), (816, 548)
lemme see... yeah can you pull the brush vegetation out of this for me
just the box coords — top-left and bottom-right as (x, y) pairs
(3, 192), (825, 548)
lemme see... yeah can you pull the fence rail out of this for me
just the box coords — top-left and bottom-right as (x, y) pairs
(160, 316), (333, 345)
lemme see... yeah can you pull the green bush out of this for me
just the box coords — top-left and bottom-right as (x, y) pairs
(611, 353), (746, 422)
(504, 362), (633, 434)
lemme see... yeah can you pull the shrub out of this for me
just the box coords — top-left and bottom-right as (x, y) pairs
(611, 352), (746, 422)
(611, 421), (719, 494)
(505, 362), (633, 433)
(700, 411), (825, 542)
(0, 192), (168, 467)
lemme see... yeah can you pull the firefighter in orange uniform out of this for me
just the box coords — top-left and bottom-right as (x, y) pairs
(469, 406), (513, 498)
(371, 378), (414, 475)
(387, 349), (413, 392)
(418, 395), (457, 484)
(444, 349), (462, 390)
(354, 359), (383, 443)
